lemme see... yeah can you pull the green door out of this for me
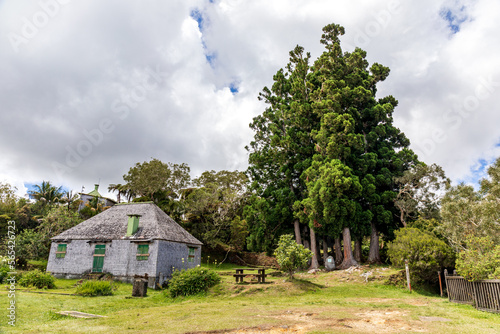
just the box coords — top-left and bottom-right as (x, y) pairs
(92, 244), (106, 273)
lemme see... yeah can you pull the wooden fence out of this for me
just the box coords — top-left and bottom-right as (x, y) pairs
(444, 270), (500, 313)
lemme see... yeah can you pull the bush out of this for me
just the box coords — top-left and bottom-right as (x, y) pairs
(27, 260), (48, 272)
(75, 280), (114, 296)
(168, 266), (220, 298)
(18, 270), (55, 289)
(0, 256), (9, 284)
(456, 236), (500, 281)
(0, 266), (9, 284)
(387, 228), (455, 284)
(275, 234), (312, 279)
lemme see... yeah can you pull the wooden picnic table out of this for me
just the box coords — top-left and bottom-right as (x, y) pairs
(233, 268), (267, 283)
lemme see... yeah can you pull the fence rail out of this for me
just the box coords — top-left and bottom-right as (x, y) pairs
(444, 270), (500, 313)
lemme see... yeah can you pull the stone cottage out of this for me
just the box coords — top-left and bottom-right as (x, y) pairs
(46, 202), (202, 288)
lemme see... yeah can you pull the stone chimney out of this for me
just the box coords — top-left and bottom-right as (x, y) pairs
(127, 214), (141, 236)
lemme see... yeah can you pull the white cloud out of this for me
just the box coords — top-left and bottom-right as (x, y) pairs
(0, 0), (499, 200)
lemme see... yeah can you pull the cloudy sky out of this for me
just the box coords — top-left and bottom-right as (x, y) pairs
(1, 0), (499, 199)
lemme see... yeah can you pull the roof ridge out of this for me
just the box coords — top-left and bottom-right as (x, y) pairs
(51, 202), (202, 245)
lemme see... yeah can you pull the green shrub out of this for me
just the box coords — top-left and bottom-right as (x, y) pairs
(18, 270), (55, 289)
(275, 234), (312, 279)
(0, 265), (9, 284)
(27, 260), (48, 272)
(456, 235), (500, 281)
(168, 266), (220, 298)
(75, 280), (114, 296)
(387, 228), (455, 284)
(0, 256), (9, 283)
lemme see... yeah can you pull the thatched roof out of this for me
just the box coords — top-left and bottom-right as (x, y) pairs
(52, 202), (202, 245)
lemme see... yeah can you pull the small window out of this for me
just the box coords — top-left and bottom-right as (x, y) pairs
(56, 244), (67, 258)
(137, 244), (149, 261)
(188, 247), (196, 263)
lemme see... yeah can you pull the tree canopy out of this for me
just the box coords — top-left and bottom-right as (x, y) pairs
(184, 170), (248, 250)
(440, 157), (500, 251)
(123, 158), (190, 201)
(246, 23), (418, 266)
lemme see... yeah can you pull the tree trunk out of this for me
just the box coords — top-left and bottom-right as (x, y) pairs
(322, 237), (329, 264)
(334, 237), (343, 265)
(303, 225), (310, 250)
(339, 227), (359, 269)
(354, 239), (362, 263)
(309, 227), (320, 270)
(294, 219), (302, 245)
(367, 221), (382, 264)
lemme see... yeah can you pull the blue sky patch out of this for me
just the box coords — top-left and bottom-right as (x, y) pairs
(24, 182), (70, 199)
(458, 158), (493, 189)
(229, 82), (239, 94)
(191, 8), (216, 67)
(190, 9), (205, 32)
(206, 52), (217, 67)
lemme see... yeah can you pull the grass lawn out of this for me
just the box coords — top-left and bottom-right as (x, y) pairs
(1, 265), (499, 333)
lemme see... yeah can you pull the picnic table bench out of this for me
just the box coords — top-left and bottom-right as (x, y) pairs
(233, 268), (267, 283)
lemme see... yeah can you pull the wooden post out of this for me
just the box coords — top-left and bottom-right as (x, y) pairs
(438, 271), (443, 297)
(405, 260), (411, 292)
(444, 269), (450, 301)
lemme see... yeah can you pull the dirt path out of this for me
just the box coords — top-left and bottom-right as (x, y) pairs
(187, 308), (431, 333)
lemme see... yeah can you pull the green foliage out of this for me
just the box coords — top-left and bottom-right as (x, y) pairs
(298, 159), (364, 236)
(28, 181), (64, 215)
(456, 236), (500, 281)
(75, 280), (114, 296)
(18, 270), (55, 289)
(245, 23), (418, 264)
(387, 228), (455, 283)
(407, 217), (445, 240)
(0, 266), (9, 284)
(440, 157), (500, 251)
(245, 44), (316, 252)
(184, 170), (248, 249)
(27, 259), (48, 271)
(274, 234), (312, 278)
(394, 163), (450, 226)
(168, 266), (221, 298)
(0, 256), (9, 284)
(0, 183), (39, 236)
(123, 158), (190, 201)
(15, 205), (82, 262)
(16, 229), (48, 264)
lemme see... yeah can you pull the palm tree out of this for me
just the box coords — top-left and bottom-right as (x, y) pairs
(29, 181), (63, 206)
(108, 183), (122, 203)
(61, 190), (81, 211)
(108, 183), (131, 203)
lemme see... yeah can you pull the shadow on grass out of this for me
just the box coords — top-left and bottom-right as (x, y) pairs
(288, 277), (325, 291)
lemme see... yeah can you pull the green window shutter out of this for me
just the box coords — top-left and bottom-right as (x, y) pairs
(94, 244), (106, 255)
(188, 247), (195, 263)
(92, 256), (104, 273)
(56, 244), (67, 258)
(136, 244), (149, 261)
(92, 244), (106, 273)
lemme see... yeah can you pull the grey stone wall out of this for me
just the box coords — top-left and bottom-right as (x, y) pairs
(155, 241), (201, 286)
(47, 240), (93, 276)
(46, 239), (201, 288)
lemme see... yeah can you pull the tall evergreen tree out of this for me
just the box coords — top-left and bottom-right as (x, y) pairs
(247, 23), (417, 264)
(307, 24), (417, 264)
(246, 46), (318, 252)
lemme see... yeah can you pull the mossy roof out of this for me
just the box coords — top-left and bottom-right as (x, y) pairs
(51, 202), (202, 245)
